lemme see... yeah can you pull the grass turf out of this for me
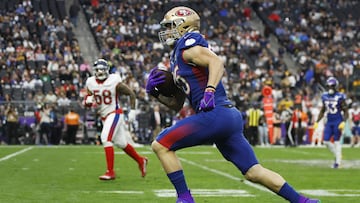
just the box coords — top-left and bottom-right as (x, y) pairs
(0, 145), (359, 203)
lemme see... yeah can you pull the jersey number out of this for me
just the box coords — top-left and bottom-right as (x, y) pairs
(174, 65), (190, 95)
(324, 100), (338, 114)
(93, 89), (112, 105)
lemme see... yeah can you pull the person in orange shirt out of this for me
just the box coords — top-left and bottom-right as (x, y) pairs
(64, 109), (80, 145)
(290, 107), (309, 146)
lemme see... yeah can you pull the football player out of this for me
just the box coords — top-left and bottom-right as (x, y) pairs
(314, 76), (348, 168)
(146, 6), (320, 203)
(349, 102), (360, 147)
(85, 59), (148, 180)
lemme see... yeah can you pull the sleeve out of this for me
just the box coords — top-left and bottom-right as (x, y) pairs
(178, 32), (208, 50)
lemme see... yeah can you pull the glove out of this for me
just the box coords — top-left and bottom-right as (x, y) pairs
(84, 95), (94, 107)
(199, 91), (215, 112)
(338, 121), (345, 130)
(313, 122), (318, 130)
(128, 109), (137, 122)
(146, 68), (166, 97)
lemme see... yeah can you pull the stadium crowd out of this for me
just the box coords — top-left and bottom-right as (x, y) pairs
(0, 0), (359, 146)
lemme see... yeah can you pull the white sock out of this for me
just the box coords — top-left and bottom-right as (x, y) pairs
(324, 141), (336, 156)
(334, 141), (342, 165)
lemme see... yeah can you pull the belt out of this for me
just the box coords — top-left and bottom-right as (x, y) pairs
(101, 109), (123, 121)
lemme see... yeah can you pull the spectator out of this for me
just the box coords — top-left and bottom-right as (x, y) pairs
(272, 108), (282, 145)
(63, 108), (80, 145)
(246, 103), (263, 146)
(281, 106), (294, 147)
(258, 113), (269, 146)
(5, 105), (19, 144)
(150, 104), (163, 142)
(34, 89), (45, 105)
(36, 104), (52, 145)
(290, 106), (309, 146)
(50, 106), (62, 145)
(43, 90), (57, 104)
(69, 2), (80, 27)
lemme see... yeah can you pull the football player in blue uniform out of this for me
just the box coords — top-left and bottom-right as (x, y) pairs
(314, 76), (348, 168)
(146, 6), (320, 203)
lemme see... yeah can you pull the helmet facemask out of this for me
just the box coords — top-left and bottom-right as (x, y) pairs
(159, 19), (183, 46)
(326, 77), (338, 95)
(94, 59), (109, 81)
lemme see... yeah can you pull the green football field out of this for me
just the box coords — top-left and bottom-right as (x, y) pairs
(0, 145), (359, 203)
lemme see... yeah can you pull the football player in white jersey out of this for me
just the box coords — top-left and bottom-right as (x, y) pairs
(84, 59), (148, 180)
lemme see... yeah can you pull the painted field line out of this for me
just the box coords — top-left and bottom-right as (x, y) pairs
(300, 189), (360, 197)
(154, 189), (254, 197)
(0, 147), (33, 162)
(96, 190), (144, 194)
(179, 157), (273, 194)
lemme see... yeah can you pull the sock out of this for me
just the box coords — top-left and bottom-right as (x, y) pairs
(334, 141), (342, 164)
(123, 144), (142, 163)
(324, 141), (336, 156)
(277, 182), (300, 203)
(167, 170), (189, 195)
(104, 146), (114, 172)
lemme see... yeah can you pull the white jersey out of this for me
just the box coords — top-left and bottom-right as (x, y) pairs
(85, 74), (122, 118)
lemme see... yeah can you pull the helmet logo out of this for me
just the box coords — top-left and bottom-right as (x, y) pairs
(175, 9), (193, 17)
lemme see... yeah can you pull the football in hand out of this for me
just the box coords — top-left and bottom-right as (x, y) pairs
(154, 69), (177, 97)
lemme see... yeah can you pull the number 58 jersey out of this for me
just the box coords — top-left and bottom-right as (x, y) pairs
(85, 74), (122, 118)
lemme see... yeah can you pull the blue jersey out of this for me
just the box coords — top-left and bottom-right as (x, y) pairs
(322, 91), (346, 141)
(171, 32), (232, 112)
(322, 92), (346, 123)
(156, 32), (259, 175)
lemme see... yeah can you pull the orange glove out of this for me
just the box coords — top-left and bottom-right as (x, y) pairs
(338, 121), (345, 130)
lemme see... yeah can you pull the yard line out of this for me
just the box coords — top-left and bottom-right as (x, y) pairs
(0, 147), (33, 162)
(179, 157), (273, 194)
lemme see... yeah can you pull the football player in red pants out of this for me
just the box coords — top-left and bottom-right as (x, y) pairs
(85, 59), (147, 180)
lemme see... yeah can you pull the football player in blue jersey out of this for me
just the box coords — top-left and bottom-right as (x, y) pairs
(146, 6), (320, 203)
(314, 76), (348, 168)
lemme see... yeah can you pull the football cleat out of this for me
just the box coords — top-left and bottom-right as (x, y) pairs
(305, 199), (321, 203)
(99, 171), (115, 180)
(176, 198), (195, 203)
(332, 163), (340, 169)
(139, 157), (148, 177)
(176, 190), (194, 203)
(300, 195), (321, 203)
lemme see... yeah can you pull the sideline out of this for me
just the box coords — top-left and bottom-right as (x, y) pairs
(0, 147), (33, 162)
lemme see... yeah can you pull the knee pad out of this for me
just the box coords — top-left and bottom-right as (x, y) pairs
(114, 142), (127, 149)
(102, 141), (113, 148)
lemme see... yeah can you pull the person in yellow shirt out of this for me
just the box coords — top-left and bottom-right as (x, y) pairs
(64, 109), (80, 145)
(277, 94), (294, 111)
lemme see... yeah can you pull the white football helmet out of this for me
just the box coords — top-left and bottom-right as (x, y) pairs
(158, 6), (200, 46)
(93, 59), (109, 80)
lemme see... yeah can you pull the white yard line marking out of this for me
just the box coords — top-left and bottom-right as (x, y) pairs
(0, 147), (33, 162)
(154, 189), (254, 197)
(179, 157), (273, 194)
(300, 189), (360, 197)
(96, 190), (144, 194)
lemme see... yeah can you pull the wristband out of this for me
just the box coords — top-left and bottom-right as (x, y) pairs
(206, 85), (216, 91)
